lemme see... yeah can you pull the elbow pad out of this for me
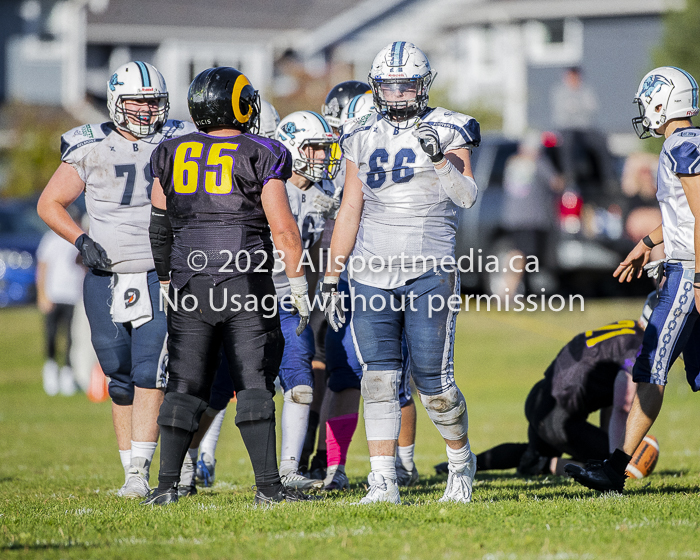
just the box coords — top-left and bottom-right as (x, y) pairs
(436, 160), (478, 209)
(148, 206), (172, 282)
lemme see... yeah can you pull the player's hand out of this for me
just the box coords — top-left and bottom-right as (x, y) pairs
(75, 233), (112, 269)
(613, 240), (651, 283)
(312, 191), (341, 219)
(321, 277), (346, 332)
(413, 122), (444, 163)
(288, 276), (309, 336)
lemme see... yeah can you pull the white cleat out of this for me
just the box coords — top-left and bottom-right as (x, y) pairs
(118, 458), (151, 499)
(358, 472), (401, 505)
(195, 453), (216, 487)
(42, 360), (59, 397)
(59, 366), (77, 396)
(439, 453), (476, 504)
(323, 465), (350, 491)
(281, 470), (324, 491)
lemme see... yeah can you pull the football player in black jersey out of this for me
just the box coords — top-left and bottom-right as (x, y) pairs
(144, 67), (310, 505)
(436, 293), (658, 477)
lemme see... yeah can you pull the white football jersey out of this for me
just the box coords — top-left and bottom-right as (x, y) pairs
(61, 120), (196, 273)
(657, 127), (700, 260)
(339, 107), (480, 288)
(273, 180), (330, 298)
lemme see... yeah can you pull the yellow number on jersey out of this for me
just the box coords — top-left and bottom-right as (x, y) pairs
(205, 143), (239, 195)
(173, 142), (203, 194)
(585, 320), (636, 348)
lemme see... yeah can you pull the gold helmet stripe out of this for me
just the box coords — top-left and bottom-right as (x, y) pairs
(232, 74), (253, 123)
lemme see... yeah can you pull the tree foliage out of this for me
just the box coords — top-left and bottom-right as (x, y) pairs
(655, 0), (700, 83)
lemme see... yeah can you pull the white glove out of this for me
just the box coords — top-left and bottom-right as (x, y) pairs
(288, 276), (309, 336)
(412, 122), (444, 163)
(312, 191), (341, 219)
(320, 276), (346, 332)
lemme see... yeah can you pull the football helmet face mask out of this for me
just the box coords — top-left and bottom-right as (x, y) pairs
(633, 66), (699, 139)
(339, 93), (376, 128)
(368, 41), (435, 127)
(276, 111), (340, 183)
(107, 61), (169, 138)
(256, 99), (280, 138)
(188, 67), (260, 133)
(322, 80), (371, 129)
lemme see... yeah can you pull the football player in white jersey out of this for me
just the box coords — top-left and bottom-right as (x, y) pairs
(567, 67), (700, 493)
(37, 61), (196, 498)
(271, 110), (339, 490)
(322, 42), (481, 504)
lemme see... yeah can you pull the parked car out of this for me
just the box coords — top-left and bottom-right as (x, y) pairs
(455, 129), (650, 297)
(0, 199), (48, 307)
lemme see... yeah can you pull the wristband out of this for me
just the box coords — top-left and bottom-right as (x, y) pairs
(323, 276), (339, 285)
(694, 272), (700, 284)
(288, 275), (307, 288)
(642, 235), (656, 249)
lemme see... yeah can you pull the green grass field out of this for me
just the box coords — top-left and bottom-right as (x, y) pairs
(2, 300), (699, 559)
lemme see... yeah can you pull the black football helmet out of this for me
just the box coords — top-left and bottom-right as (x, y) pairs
(188, 67), (260, 132)
(321, 80), (371, 129)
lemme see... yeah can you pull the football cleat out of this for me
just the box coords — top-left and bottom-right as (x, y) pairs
(323, 465), (350, 491)
(358, 472), (401, 505)
(140, 486), (178, 506)
(195, 453), (216, 487)
(439, 453), (476, 504)
(517, 447), (550, 476)
(178, 454), (197, 498)
(117, 459), (151, 498)
(395, 461), (419, 487)
(280, 470), (324, 491)
(42, 360), (60, 397)
(253, 486), (317, 507)
(565, 460), (626, 493)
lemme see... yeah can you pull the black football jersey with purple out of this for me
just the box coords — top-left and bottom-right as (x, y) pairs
(544, 320), (644, 415)
(151, 132), (292, 288)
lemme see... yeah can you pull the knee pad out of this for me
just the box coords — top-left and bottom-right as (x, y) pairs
(235, 388), (276, 425)
(108, 378), (134, 406)
(420, 385), (468, 441)
(361, 369), (401, 441)
(158, 391), (208, 432)
(284, 385), (314, 405)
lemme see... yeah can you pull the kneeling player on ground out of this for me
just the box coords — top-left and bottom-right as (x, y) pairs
(145, 67), (309, 505)
(436, 294), (656, 476)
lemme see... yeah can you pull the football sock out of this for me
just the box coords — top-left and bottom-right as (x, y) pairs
(280, 398), (310, 476)
(326, 413), (359, 467)
(157, 425), (194, 490)
(446, 440), (472, 472)
(131, 441), (158, 467)
(199, 408), (226, 460)
(187, 447), (198, 461)
(119, 449), (131, 480)
(397, 444), (415, 472)
(609, 448), (633, 476)
(476, 443), (529, 471)
(238, 417), (283, 495)
(370, 455), (397, 481)
(309, 449), (327, 472)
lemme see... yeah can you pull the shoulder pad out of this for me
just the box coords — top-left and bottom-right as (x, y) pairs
(424, 108), (481, 148)
(159, 119), (197, 140)
(60, 123), (110, 162)
(668, 139), (700, 175)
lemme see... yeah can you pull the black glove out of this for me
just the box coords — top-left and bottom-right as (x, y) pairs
(75, 233), (112, 269)
(412, 122), (444, 163)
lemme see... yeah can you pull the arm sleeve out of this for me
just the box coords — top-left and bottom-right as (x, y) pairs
(149, 206), (172, 282)
(669, 141), (700, 175)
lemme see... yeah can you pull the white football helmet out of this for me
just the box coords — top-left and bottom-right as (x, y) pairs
(368, 41), (435, 127)
(257, 99), (280, 138)
(633, 66), (699, 139)
(339, 93), (376, 128)
(107, 61), (169, 138)
(275, 111), (340, 183)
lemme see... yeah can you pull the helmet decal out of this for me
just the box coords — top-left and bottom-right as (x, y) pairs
(281, 121), (304, 140)
(231, 74), (253, 123)
(109, 73), (124, 92)
(640, 75), (671, 101)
